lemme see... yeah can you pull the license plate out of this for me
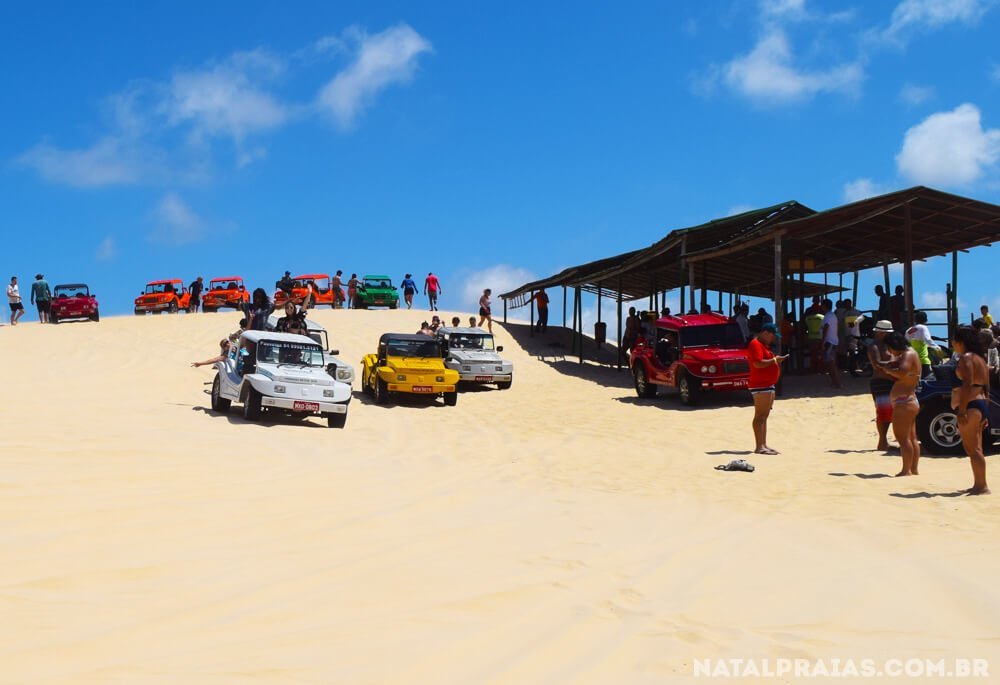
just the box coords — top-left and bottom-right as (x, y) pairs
(475, 376), (494, 382)
(375, 300), (384, 304)
(412, 385), (433, 393)
(293, 401), (320, 412)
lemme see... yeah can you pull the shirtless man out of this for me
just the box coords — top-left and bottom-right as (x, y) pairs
(952, 326), (991, 494)
(867, 320), (895, 451)
(880, 332), (922, 477)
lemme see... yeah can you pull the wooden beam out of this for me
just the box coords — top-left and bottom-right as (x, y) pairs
(904, 201), (915, 327)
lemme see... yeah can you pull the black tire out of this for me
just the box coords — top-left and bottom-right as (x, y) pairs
(134, 308), (142, 316)
(497, 379), (512, 390)
(203, 306), (217, 314)
(443, 391), (458, 406)
(168, 301), (178, 314)
(243, 386), (263, 421)
(678, 372), (701, 406)
(327, 411), (348, 428)
(633, 364), (657, 399)
(374, 377), (389, 405)
(917, 397), (966, 455)
(90, 309), (100, 322)
(211, 374), (231, 413)
(389, 301), (398, 310)
(50, 312), (59, 324)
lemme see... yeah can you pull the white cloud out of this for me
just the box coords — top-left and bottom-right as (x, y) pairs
(18, 137), (151, 188)
(921, 291), (947, 307)
(896, 103), (1000, 185)
(899, 83), (935, 105)
(95, 235), (117, 261)
(163, 49), (290, 142)
(149, 192), (207, 246)
(883, 0), (993, 42)
(20, 25), (432, 188)
(720, 29), (863, 103)
(726, 203), (756, 216)
(842, 178), (886, 202)
(459, 264), (535, 313)
(761, 0), (807, 20)
(317, 24), (432, 127)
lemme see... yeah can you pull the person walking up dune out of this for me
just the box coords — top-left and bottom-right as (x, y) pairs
(30, 274), (51, 324)
(400, 274), (417, 309)
(7, 276), (24, 325)
(424, 272), (441, 311)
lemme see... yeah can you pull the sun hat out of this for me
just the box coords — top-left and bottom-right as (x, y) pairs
(874, 320), (894, 332)
(760, 322), (781, 338)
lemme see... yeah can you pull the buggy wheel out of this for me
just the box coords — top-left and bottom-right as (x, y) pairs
(50, 312), (59, 324)
(243, 386), (263, 421)
(211, 373), (231, 413)
(443, 391), (458, 406)
(678, 372), (701, 406)
(168, 301), (178, 314)
(374, 377), (389, 405)
(90, 309), (100, 322)
(633, 364), (657, 398)
(496, 379), (512, 390)
(327, 412), (348, 428)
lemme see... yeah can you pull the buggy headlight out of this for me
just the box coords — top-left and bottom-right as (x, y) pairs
(323, 389), (335, 398)
(336, 368), (351, 381)
(397, 374), (406, 381)
(274, 384), (287, 393)
(462, 365), (471, 371)
(436, 376), (444, 382)
(708, 365), (717, 373)
(701, 365), (708, 373)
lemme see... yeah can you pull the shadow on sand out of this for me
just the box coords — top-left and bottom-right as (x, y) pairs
(352, 389), (449, 410)
(889, 490), (968, 499)
(499, 321), (888, 405)
(828, 472), (893, 479)
(191, 405), (326, 428)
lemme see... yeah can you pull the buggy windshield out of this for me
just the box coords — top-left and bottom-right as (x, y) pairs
(210, 279), (242, 290)
(257, 340), (325, 367)
(447, 333), (495, 350)
(145, 282), (179, 294)
(385, 338), (441, 358)
(55, 285), (89, 298)
(679, 323), (747, 349)
(364, 278), (392, 288)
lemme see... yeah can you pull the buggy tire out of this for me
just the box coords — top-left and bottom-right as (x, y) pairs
(327, 412), (348, 428)
(243, 386), (263, 421)
(633, 364), (657, 399)
(443, 391), (458, 406)
(375, 377), (390, 405)
(678, 372), (701, 406)
(211, 374), (231, 413)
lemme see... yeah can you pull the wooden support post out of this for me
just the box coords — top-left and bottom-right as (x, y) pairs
(798, 258), (806, 322)
(904, 202), (915, 327)
(952, 250), (959, 330)
(617, 277), (623, 371)
(679, 236), (687, 314)
(688, 262), (696, 314)
(562, 286), (567, 329)
(571, 286), (578, 350)
(700, 263), (708, 313)
(774, 235), (784, 334)
(576, 287), (583, 364)
(852, 271), (858, 309)
(529, 289), (535, 337)
(882, 261), (891, 298)
(503, 298), (507, 324)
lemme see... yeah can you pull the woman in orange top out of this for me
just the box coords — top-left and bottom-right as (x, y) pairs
(747, 323), (788, 455)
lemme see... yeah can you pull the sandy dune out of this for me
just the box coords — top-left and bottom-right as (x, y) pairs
(1, 310), (997, 684)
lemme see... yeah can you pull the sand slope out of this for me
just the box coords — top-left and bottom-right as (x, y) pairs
(1, 310), (997, 684)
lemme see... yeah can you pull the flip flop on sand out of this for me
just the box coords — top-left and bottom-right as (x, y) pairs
(715, 458), (755, 473)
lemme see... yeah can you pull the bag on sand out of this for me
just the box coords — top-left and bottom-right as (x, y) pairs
(715, 458), (755, 473)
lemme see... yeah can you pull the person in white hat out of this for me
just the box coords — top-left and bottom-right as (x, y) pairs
(867, 320), (896, 451)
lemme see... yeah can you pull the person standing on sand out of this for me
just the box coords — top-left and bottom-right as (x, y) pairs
(821, 299), (841, 388)
(879, 332), (922, 477)
(748, 323), (788, 455)
(890, 285), (906, 331)
(867, 320), (896, 452)
(347, 274), (359, 309)
(951, 326), (991, 494)
(7, 276), (24, 325)
(424, 272), (442, 311)
(622, 307), (640, 353)
(905, 310), (939, 378)
(30, 274), (51, 323)
(332, 271), (345, 309)
(874, 285), (890, 322)
(529, 288), (550, 333)
(189, 276), (204, 313)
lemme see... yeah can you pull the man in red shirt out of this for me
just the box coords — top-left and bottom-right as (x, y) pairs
(748, 322), (787, 455)
(424, 272), (442, 311)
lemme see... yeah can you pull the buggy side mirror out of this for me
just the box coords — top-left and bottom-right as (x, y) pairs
(497, 346), (504, 353)
(329, 349), (340, 356)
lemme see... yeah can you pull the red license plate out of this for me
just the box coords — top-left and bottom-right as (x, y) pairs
(292, 401), (320, 412)
(411, 385), (433, 393)
(475, 376), (494, 382)
(375, 300), (384, 304)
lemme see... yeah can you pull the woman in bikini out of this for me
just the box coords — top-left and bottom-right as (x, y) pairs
(880, 332), (922, 477)
(952, 326), (991, 494)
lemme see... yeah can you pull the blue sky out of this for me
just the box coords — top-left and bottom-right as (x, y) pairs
(2, 0), (1000, 324)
